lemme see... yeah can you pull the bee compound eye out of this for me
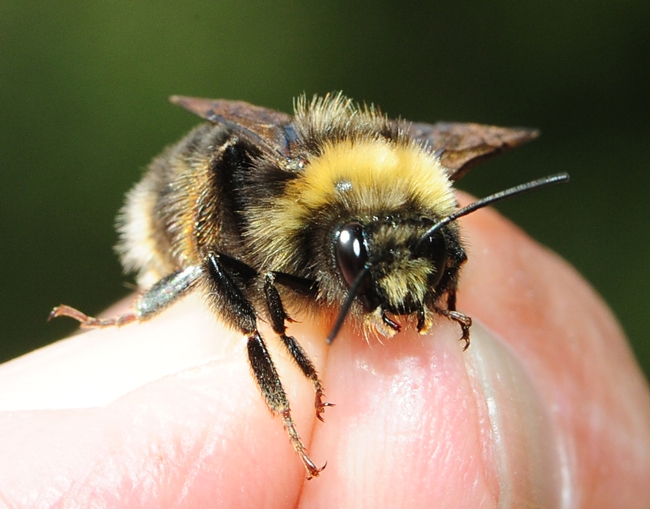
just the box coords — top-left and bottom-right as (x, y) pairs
(335, 222), (369, 288)
(418, 232), (448, 285)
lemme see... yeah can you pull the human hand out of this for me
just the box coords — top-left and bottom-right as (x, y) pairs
(0, 194), (648, 508)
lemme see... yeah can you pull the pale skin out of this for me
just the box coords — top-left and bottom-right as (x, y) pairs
(0, 194), (649, 508)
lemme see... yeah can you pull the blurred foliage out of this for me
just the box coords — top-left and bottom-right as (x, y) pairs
(1, 1), (648, 378)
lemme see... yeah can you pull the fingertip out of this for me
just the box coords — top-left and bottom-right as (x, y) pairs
(459, 201), (650, 508)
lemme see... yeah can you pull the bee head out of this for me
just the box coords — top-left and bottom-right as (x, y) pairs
(326, 173), (570, 343)
(334, 218), (457, 316)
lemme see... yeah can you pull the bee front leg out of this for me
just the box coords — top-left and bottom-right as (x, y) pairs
(247, 331), (325, 479)
(264, 273), (333, 422)
(438, 309), (472, 351)
(434, 288), (472, 350)
(206, 254), (324, 479)
(49, 265), (204, 328)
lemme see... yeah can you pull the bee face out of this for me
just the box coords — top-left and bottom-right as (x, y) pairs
(333, 217), (459, 317)
(50, 92), (567, 479)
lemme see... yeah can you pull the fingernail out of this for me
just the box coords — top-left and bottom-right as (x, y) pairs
(463, 321), (573, 509)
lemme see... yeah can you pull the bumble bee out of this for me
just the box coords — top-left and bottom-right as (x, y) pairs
(50, 93), (568, 478)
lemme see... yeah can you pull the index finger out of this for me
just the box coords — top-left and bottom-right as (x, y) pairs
(0, 196), (648, 508)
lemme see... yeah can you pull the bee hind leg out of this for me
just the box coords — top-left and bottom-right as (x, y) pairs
(49, 265), (204, 328)
(48, 304), (137, 328)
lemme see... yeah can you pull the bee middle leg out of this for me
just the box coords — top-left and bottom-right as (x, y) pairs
(206, 253), (324, 479)
(264, 273), (332, 422)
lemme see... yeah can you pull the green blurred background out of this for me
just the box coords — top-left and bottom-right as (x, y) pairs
(1, 1), (648, 378)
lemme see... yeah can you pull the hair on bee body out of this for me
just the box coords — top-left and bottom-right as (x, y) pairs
(50, 92), (568, 478)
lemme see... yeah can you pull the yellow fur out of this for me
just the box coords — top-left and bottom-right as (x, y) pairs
(295, 139), (454, 212)
(248, 138), (457, 271)
(379, 258), (432, 306)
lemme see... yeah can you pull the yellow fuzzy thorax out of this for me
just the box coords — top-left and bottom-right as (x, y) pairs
(246, 137), (457, 272)
(293, 138), (456, 214)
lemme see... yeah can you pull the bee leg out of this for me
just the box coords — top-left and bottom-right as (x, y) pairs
(206, 254), (324, 479)
(264, 273), (333, 422)
(48, 304), (137, 327)
(248, 332), (325, 479)
(432, 287), (471, 350)
(49, 265), (203, 328)
(436, 307), (472, 350)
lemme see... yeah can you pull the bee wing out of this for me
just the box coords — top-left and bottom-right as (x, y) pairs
(170, 96), (294, 159)
(405, 121), (539, 181)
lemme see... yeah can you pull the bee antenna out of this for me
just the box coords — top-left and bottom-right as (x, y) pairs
(416, 172), (570, 251)
(326, 265), (371, 345)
